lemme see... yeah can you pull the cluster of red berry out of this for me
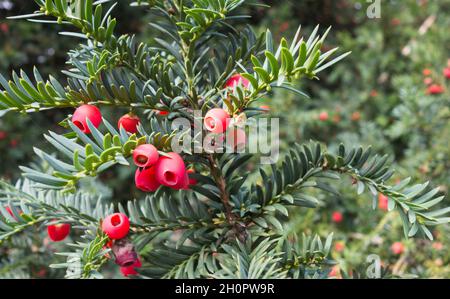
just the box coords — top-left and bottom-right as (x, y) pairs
(101, 213), (142, 277)
(45, 212), (140, 277)
(134, 146), (196, 192)
(423, 61), (450, 95)
(14, 73), (260, 277)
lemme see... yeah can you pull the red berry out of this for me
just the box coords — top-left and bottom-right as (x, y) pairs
(5, 206), (14, 217)
(319, 111), (329, 121)
(225, 74), (250, 90)
(260, 105), (270, 112)
(334, 241), (345, 253)
(351, 111), (361, 121)
(154, 152), (187, 189)
(328, 265), (340, 278)
(427, 84), (445, 95)
(391, 242), (404, 255)
(102, 213), (130, 240)
(120, 258), (142, 277)
(10, 139), (18, 148)
(118, 113), (140, 134)
(432, 242), (443, 251)
(154, 110), (169, 116)
(135, 166), (161, 192)
(47, 222), (71, 242)
(423, 68), (432, 76)
(186, 169), (198, 186)
(378, 194), (389, 211)
(0, 131), (7, 140)
(133, 144), (159, 168)
(332, 211), (343, 223)
(443, 68), (450, 79)
(423, 77), (433, 85)
(72, 104), (102, 133)
(204, 108), (230, 133)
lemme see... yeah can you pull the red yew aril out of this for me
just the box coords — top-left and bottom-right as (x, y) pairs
(444, 68), (450, 79)
(427, 84), (444, 95)
(204, 108), (230, 133)
(334, 241), (345, 253)
(135, 167), (161, 192)
(225, 74), (250, 90)
(5, 206), (14, 217)
(423, 77), (433, 85)
(186, 169), (198, 186)
(378, 194), (389, 211)
(260, 105), (270, 112)
(351, 111), (361, 121)
(118, 113), (140, 134)
(422, 68), (432, 76)
(102, 213), (130, 240)
(332, 211), (343, 223)
(432, 242), (443, 251)
(133, 144), (159, 168)
(120, 258), (142, 277)
(47, 222), (71, 242)
(319, 111), (329, 121)
(391, 242), (405, 255)
(154, 152), (187, 188)
(72, 104), (102, 134)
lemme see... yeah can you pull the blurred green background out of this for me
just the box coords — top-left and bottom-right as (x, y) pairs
(0, 0), (449, 278)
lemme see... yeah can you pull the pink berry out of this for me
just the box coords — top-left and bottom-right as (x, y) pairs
(120, 258), (142, 277)
(444, 68), (450, 79)
(47, 222), (71, 242)
(118, 113), (140, 134)
(332, 211), (343, 223)
(391, 242), (404, 255)
(319, 111), (329, 121)
(204, 108), (230, 133)
(135, 166), (161, 192)
(423, 77), (433, 85)
(72, 104), (102, 133)
(378, 194), (389, 211)
(102, 213), (130, 240)
(154, 152), (186, 188)
(133, 144), (159, 168)
(225, 74), (250, 90)
(186, 169), (198, 186)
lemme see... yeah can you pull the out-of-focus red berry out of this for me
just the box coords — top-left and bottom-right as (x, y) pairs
(378, 194), (389, 211)
(391, 242), (405, 255)
(332, 211), (343, 224)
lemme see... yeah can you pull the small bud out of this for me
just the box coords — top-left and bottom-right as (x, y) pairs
(112, 238), (138, 267)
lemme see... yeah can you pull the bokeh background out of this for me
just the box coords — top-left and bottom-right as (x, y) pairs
(0, 0), (449, 278)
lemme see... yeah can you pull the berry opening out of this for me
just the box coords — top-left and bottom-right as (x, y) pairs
(73, 120), (85, 131)
(111, 214), (122, 226)
(122, 260), (135, 267)
(164, 171), (177, 185)
(136, 155), (148, 165)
